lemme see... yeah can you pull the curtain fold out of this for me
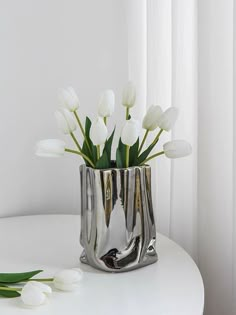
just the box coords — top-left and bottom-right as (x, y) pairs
(198, 0), (234, 314)
(126, 0), (198, 258)
(147, 0), (172, 239)
(170, 0), (198, 258)
(125, 0), (235, 314)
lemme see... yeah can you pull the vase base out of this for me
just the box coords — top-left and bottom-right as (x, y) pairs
(80, 246), (158, 273)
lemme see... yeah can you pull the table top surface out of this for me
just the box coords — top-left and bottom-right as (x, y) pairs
(0, 215), (204, 315)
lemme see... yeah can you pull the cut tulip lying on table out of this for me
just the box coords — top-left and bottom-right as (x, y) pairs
(0, 269), (83, 306)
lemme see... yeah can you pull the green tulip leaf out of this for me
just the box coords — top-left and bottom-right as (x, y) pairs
(129, 138), (139, 166)
(96, 151), (109, 169)
(137, 141), (156, 165)
(116, 149), (123, 168)
(117, 138), (126, 167)
(0, 285), (21, 298)
(103, 128), (115, 166)
(81, 117), (97, 165)
(0, 270), (43, 284)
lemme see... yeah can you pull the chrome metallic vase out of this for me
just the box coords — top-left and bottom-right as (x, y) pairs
(79, 164), (158, 272)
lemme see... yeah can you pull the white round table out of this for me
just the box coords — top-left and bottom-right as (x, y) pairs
(0, 215), (204, 315)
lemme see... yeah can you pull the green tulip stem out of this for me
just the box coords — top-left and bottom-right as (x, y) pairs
(125, 145), (130, 168)
(0, 286), (22, 292)
(70, 132), (82, 152)
(73, 110), (92, 154)
(65, 148), (95, 168)
(104, 117), (107, 125)
(97, 145), (100, 160)
(141, 151), (164, 165)
(138, 130), (149, 155)
(126, 107), (130, 120)
(139, 129), (164, 162)
(26, 278), (54, 282)
(153, 129), (164, 145)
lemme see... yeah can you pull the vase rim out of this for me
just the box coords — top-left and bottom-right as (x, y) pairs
(80, 163), (151, 171)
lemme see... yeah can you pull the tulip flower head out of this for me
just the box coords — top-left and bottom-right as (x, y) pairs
(122, 81), (136, 108)
(163, 140), (192, 158)
(90, 117), (108, 145)
(21, 281), (52, 307)
(158, 107), (179, 131)
(60, 87), (79, 112)
(55, 108), (77, 135)
(142, 105), (163, 131)
(121, 118), (140, 146)
(98, 89), (115, 118)
(53, 269), (83, 291)
(35, 139), (66, 157)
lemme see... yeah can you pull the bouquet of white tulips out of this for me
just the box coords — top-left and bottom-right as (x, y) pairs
(36, 82), (192, 168)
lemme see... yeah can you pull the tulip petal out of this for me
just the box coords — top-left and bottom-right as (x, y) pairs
(55, 109), (76, 135)
(142, 105), (163, 131)
(122, 81), (136, 108)
(60, 87), (79, 112)
(163, 140), (192, 158)
(121, 118), (140, 146)
(35, 139), (66, 157)
(98, 90), (115, 117)
(21, 283), (47, 307)
(90, 117), (108, 145)
(158, 107), (179, 131)
(27, 281), (52, 296)
(53, 269), (83, 292)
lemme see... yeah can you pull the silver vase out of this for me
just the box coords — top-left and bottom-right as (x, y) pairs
(79, 164), (158, 272)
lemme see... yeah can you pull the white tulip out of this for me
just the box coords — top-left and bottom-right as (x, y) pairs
(21, 281), (52, 307)
(60, 87), (79, 112)
(158, 107), (179, 131)
(142, 105), (163, 131)
(55, 108), (77, 134)
(121, 118), (140, 146)
(35, 139), (66, 157)
(163, 140), (192, 158)
(98, 89), (115, 117)
(122, 81), (136, 108)
(90, 117), (108, 145)
(53, 269), (83, 291)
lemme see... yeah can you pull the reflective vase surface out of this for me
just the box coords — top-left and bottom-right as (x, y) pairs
(79, 164), (158, 272)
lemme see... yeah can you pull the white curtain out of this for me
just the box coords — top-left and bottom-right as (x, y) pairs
(125, 0), (235, 315)
(125, 0), (197, 256)
(198, 1), (234, 315)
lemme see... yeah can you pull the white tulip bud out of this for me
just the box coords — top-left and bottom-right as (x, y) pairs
(122, 81), (136, 108)
(21, 281), (52, 307)
(163, 140), (192, 158)
(142, 105), (163, 131)
(98, 89), (115, 117)
(35, 139), (66, 157)
(121, 118), (140, 146)
(55, 108), (77, 134)
(60, 87), (79, 112)
(53, 269), (83, 291)
(158, 107), (179, 131)
(90, 117), (108, 145)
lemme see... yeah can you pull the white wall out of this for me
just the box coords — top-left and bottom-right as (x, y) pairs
(0, 0), (129, 217)
(198, 0), (234, 314)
